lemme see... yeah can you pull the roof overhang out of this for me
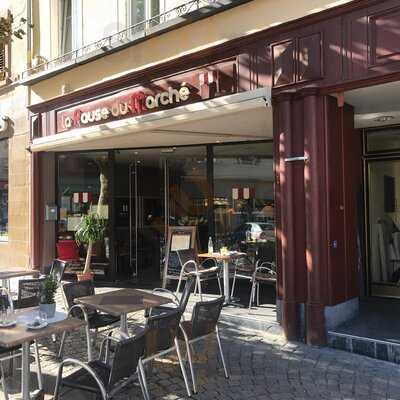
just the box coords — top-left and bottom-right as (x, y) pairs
(30, 87), (272, 152)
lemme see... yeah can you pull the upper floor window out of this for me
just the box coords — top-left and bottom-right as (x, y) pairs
(59, 0), (163, 56)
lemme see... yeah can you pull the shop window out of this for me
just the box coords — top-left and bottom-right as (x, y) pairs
(365, 126), (400, 154)
(0, 140), (9, 242)
(213, 142), (275, 257)
(57, 152), (109, 276)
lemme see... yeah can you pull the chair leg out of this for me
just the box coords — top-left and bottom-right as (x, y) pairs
(193, 278), (198, 296)
(138, 360), (150, 400)
(215, 326), (229, 379)
(58, 331), (67, 359)
(248, 279), (255, 311)
(174, 338), (192, 397)
(230, 270), (237, 298)
(53, 362), (64, 400)
(86, 326), (93, 362)
(34, 341), (43, 390)
(196, 275), (203, 301)
(0, 361), (9, 400)
(217, 274), (222, 296)
(175, 269), (185, 295)
(182, 333), (197, 394)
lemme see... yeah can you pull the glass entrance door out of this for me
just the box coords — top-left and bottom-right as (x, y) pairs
(130, 157), (165, 283)
(115, 150), (165, 282)
(367, 158), (400, 298)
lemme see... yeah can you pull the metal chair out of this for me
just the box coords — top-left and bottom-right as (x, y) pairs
(176, 249), (222, 301)
(54, 329), (148, 400)
(178, 296), (228, 394)
(49, 259), (68, 283)
(248, 240), (277, 310)
(148, 276), (196, 319)
(14, 278), (45, 309)
(230, 255), (255, 299)
(140, 309), (192, 399)
(58, 281), (120, 361)
(249, 262), (277, 310)
(0, 289), (43, 400)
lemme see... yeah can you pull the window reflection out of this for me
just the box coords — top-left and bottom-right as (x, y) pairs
(213, 142), (275, 256)
(57, 152), (110, 275)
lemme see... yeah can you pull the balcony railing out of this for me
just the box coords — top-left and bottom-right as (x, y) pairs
(21, 0), (230, 81)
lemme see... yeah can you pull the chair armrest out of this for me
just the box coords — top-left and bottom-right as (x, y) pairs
(152, 288), (180, 306)
(58, 358), (107, 399)
(67, 304), (90, 323)
(255, 263), (277, 275)
(99, 331), (120, 363)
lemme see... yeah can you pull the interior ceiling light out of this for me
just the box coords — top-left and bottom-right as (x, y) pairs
(374, 115), (395, 123)
(161, 148), (175, 153)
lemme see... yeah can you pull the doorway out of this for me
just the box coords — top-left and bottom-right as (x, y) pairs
(114, 150), (166, 283)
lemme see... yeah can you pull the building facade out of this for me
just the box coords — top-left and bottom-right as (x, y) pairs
(0, 1), (31, 268)
(3, 0), (400, 346)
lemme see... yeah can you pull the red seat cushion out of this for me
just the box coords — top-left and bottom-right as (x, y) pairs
(56, 240), (80, 261)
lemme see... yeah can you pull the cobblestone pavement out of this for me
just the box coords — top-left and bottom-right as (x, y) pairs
(3, 288), (400, 399)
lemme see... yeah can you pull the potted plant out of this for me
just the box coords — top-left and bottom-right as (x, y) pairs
(39, 275), (58, 318)
(75, 212), (106, 281)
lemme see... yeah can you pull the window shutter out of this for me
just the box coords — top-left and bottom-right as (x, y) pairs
(0, 44), (5, 79)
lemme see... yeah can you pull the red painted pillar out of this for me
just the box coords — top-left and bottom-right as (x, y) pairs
(302, 88), (328, 346)
(273, 92), (307, 341)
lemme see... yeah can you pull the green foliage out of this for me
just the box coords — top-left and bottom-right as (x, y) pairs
(0, 12), (30, 44)
(75, 212), (106, 245)
(41, 275), (58, 304)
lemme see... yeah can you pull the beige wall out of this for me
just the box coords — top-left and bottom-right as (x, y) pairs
(30, 0), (353, 104)
(0, 1), (31, 268)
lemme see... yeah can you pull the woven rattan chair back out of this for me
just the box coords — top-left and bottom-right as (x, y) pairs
(108, 329), (147, 387)
(145, 309), (181, 356)
(62, 281), (97, 318)
(191, 296), (224, 338)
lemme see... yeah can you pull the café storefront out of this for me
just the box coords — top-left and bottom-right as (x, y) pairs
(28, 0), (400, 346)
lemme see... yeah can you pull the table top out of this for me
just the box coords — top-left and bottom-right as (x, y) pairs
(198, 251), (246, 261)
(0, 307), (85, 348)
(0, 269), (38, 280)
(75, 288), (171, 317)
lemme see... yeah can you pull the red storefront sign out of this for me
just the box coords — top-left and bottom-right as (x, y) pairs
(56, 61), (237, 133)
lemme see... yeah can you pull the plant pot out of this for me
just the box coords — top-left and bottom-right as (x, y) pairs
(39, 303), (56, 318)
(77, 272), (94, 282)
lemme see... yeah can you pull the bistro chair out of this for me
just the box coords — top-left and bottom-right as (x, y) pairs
(0, 289), (43, 400)
(54, 329), (148, 400)
(148, 276), (196, 320)
(178, 296), (228, 394)
(176, 249), (222, 301)
(230, 255), (255, 299)
(249, 241), (277, 310)
(58, 281), (120, 361)
(248, 262), (276, 310)
(14, 278), (45, 309)
(140, 309), (192, 399)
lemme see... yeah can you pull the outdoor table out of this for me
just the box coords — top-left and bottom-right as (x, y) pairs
(0, 269), (39, 291)
(75, 288), (171, 338)
(198, 251), (246, 305)
(0, 307), (85, 400)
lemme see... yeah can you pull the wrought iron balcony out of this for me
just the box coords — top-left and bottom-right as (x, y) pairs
(21, 0), (247, 83)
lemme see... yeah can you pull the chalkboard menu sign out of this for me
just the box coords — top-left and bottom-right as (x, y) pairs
(162, 226), (197, 287)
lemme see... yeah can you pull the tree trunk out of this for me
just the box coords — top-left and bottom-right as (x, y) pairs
(83, 241), (93, 274)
